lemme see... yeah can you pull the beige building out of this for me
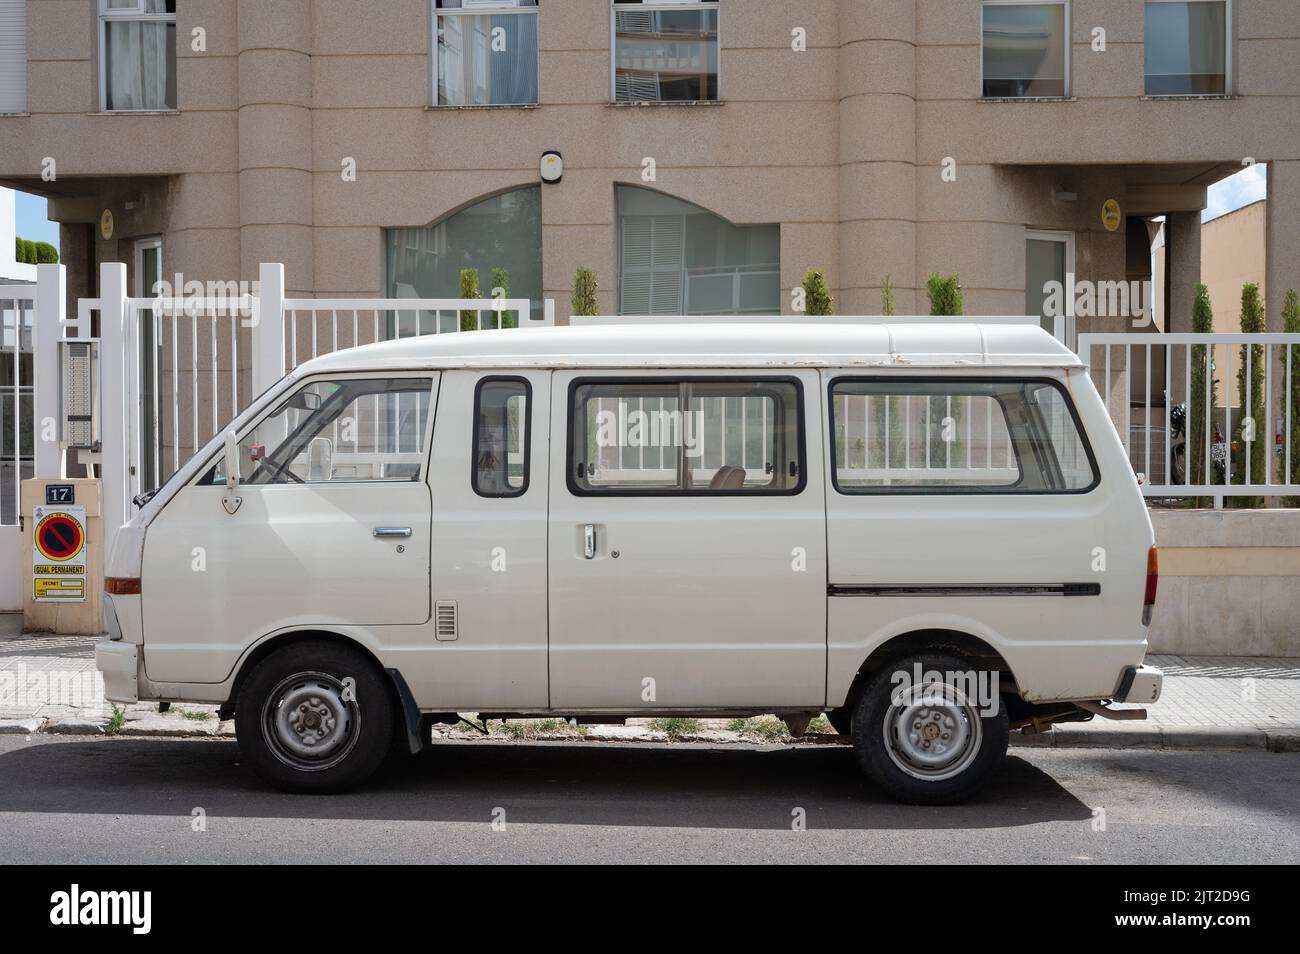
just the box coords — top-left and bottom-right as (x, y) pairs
(0, 0), (1297, 329)
(1202, 198), (1267, 407)
(1202, 197), (1267, 333)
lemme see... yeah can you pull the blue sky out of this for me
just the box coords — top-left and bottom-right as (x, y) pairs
(12, 163), (1273, 254)
(1202, 162), (1268, 222)
(13, 190), (61, 249)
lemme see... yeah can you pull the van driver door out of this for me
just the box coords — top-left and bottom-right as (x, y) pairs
(140, 373), (437, 684)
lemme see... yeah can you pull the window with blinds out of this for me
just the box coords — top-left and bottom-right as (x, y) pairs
(0, 0), (26, 113)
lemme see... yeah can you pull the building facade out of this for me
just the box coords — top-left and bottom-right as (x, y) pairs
(0, 0), (1296, 331)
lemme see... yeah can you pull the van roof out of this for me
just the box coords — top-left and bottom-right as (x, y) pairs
(296, 320), (1083, 376)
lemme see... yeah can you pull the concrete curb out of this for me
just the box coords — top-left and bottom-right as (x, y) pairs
(1009, 724), (1296, 751)
(10, 717), (1300, 752)
(45, 719), (105, 735)
(115, 715), (223, 738)
(0, 718), (45, 734)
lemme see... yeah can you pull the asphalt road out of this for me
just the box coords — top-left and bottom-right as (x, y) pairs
(0, 735), (1296, 864)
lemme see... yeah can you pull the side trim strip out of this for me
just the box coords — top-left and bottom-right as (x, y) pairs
(828, 583), (1102, 597)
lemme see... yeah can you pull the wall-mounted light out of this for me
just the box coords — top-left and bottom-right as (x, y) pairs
(540, 150), (563, 184)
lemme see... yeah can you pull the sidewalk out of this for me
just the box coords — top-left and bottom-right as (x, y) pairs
(2, 622), (1298, 751)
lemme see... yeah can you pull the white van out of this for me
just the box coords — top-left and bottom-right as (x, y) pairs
(97, 321), (1162, 804)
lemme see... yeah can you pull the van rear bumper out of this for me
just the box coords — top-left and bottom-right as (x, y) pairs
(1114, 664), (1163, 704)
(95, 640), (139, 704)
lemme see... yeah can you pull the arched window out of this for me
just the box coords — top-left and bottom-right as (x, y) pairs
(616, 186), (779, 315)
(386, 186), (543, 321)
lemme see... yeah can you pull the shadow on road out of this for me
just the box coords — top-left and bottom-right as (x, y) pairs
(0, 736), (1093, 830)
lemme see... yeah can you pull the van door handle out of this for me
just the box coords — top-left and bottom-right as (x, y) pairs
(373, 527), (412, 538)
(583, 524), (596, 559)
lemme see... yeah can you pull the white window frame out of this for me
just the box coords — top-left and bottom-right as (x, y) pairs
(97, 0), (177, 112)
(133, 236), (161, 297)
(609, 0), (721, 104)
(1143, 0), (1232, 97)
(1025, 228), (1076, 350)
(431, 0), (540, 108)
(980, 0), (1071, 100)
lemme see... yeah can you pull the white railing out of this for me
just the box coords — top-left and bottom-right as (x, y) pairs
(90, 262), (552, 544)
(0, 283), (35, 526)
(126, 294), (253, 495)
(282, 296), (538, 369)
(1078, 332), (1300, 504)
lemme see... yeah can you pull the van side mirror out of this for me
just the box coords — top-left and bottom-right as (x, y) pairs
(288, 390), (322, 412)
(222, 430), (243, 515)
(307, 437), (334, 482)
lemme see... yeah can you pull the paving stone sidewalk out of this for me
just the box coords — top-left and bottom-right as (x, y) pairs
(1, 622), (1298, 751)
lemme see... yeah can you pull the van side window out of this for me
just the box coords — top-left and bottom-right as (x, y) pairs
(215, 377), (433, 485)
(569, 378), (804, 495)
(474, 377), (530, 497)
(829, 378), (1098, 494)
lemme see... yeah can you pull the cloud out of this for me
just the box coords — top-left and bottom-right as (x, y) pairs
(1203, 163), (1268, 222)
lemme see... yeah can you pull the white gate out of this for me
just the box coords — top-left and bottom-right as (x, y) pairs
(0, 265), (64, 610)
(93, 262), (545, 547)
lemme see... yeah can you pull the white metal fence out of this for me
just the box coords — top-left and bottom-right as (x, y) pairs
(1078, 332), (1300, 504)
(0, 284), (34, 527)
(82, 262), (548, 544)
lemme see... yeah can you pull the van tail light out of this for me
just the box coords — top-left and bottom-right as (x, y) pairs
(105, 577), (142, 596)
(1141, 547), (1158, 625)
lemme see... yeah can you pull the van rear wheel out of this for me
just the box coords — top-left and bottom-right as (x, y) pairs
(851, 653), (1008, 805)
(235, 641), (394, 793)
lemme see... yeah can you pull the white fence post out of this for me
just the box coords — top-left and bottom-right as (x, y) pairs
(99, 262), (129, 549)
(34, 263), (64, 478)
(253, 263), (285, 394)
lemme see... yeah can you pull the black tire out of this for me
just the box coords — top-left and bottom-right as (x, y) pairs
(1170, 444), (1187, 485)
(235, 640), (395, 794)
(851, 653), (1009, 805)
(825, 707), (853, 735)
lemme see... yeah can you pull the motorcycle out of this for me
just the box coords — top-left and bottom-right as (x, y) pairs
(1169, 401), (1226, 486)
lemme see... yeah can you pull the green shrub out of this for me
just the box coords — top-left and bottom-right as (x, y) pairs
(649, 717), (701, 740)
(1232, 282), (1266, 504)
(1281, 289), (1300, 504)
(490, 267), (513, 329)
(15, 237), (36, 264)
(1188, 283), (1219, 498)
(458, 268), (481, 332)
(801, 270), (834, 315)
(880, 273), (897, 316)
(926, 272), (963, 316)
(571, 266), (599, 318)
(33, 241), (58, 264)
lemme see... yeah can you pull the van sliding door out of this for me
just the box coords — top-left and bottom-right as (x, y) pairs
(546, 370), (828, 709)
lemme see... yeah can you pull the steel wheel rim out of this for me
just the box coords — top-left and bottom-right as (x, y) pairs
(261, 671), (360, 772)
(883, 681), (983, 783)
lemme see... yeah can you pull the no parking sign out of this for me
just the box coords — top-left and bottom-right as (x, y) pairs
(32, 505), (87, 602)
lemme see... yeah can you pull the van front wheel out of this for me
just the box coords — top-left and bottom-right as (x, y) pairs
(851, 653), (1008, 805)
(235, 641), (394, 793)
